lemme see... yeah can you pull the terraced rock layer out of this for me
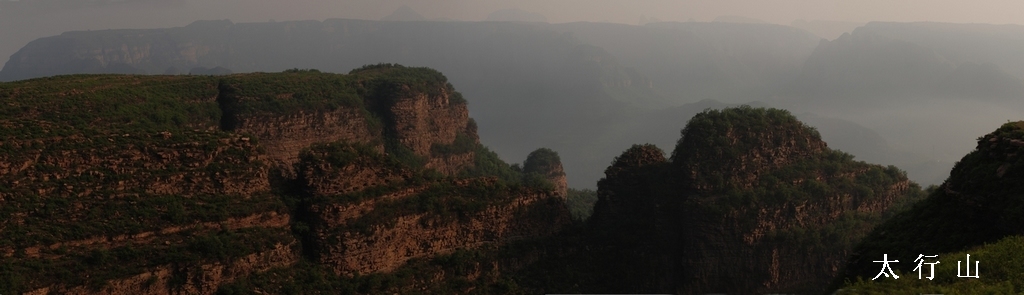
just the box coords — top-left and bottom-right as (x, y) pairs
(0, 67), (570, 294)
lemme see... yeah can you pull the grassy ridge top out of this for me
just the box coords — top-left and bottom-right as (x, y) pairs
(672, 106), (823, 163)
(0, 75), (221, 138)
(0, 65), (459, 139)
(671, 106), (829, 190)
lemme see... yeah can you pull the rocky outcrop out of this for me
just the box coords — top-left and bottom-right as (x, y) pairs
(2, 211), (290, 260)
(0, 132), (268, 199)
(677, 178), (911, 293)
(523, 148), (568, 197)
(295, 141), (571, 276)
(295, 142), (407, 197)
(673, 106), (828, 191)
(387, 87), (469, 158)
(378, 84), (477, 176)
(425, 152), (475, 176)
(311, 185), (569, 275)
(586, 107), (922, 294)
(224, 72), (476, 177)
(235, 109), (378, 171)
(25, 240), (299, 295)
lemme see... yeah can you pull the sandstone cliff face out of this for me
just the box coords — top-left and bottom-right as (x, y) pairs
(0, 132), (275, 250)
(425, 152), (476, 176)
(677, 178), (911, 293)
(312, 186), (569, 275)
(0, 133), (267, 198)
(386, 87), (476, 176)
(294, 141), (571, 276)
(0, 130), (298, 294)
(25, 239), (299, 295)
(235, 109), (378, 172)
(226, 76), (476, 177)
(387, 87), (468, 158)
(295, 142), (407, 198)
(0, 69), (571, 294)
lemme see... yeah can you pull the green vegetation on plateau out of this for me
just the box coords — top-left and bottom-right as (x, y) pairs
(0, 66), (563, 294)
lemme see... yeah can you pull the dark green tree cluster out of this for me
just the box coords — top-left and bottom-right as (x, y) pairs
(349, 63), (467, 105)
(565, 188), (597, 220)
(672, 105), (824, 190)
(520, 148), (563, 190)
(522, 148), (561, 175)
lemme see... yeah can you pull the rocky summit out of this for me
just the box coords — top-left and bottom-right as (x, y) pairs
(578, 107), (926, 294)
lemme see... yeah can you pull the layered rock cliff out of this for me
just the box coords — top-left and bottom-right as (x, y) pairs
(0, 66), (570, 294)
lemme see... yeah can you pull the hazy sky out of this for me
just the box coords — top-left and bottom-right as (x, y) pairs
(3, 0), (1024, 62)
(5, 0), (1024, 26)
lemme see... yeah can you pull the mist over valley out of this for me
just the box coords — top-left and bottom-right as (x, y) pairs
(2, 1), (1024, 293)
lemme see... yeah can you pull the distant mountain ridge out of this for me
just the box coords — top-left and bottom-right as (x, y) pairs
(381, 5), (424, 22)
(5, 19), (1024, 189)
(791, 22), (1024, 104)
(485, 8), (547, 22)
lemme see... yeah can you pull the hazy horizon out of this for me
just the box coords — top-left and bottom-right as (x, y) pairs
(3, 0), (1024, 188)
(5, 0), (1024, 75)
(3, 2), (1024, 292)
(6, 0), (1024, 25)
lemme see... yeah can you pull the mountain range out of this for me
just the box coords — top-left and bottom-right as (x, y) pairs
(3, 19), (1023, 191)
